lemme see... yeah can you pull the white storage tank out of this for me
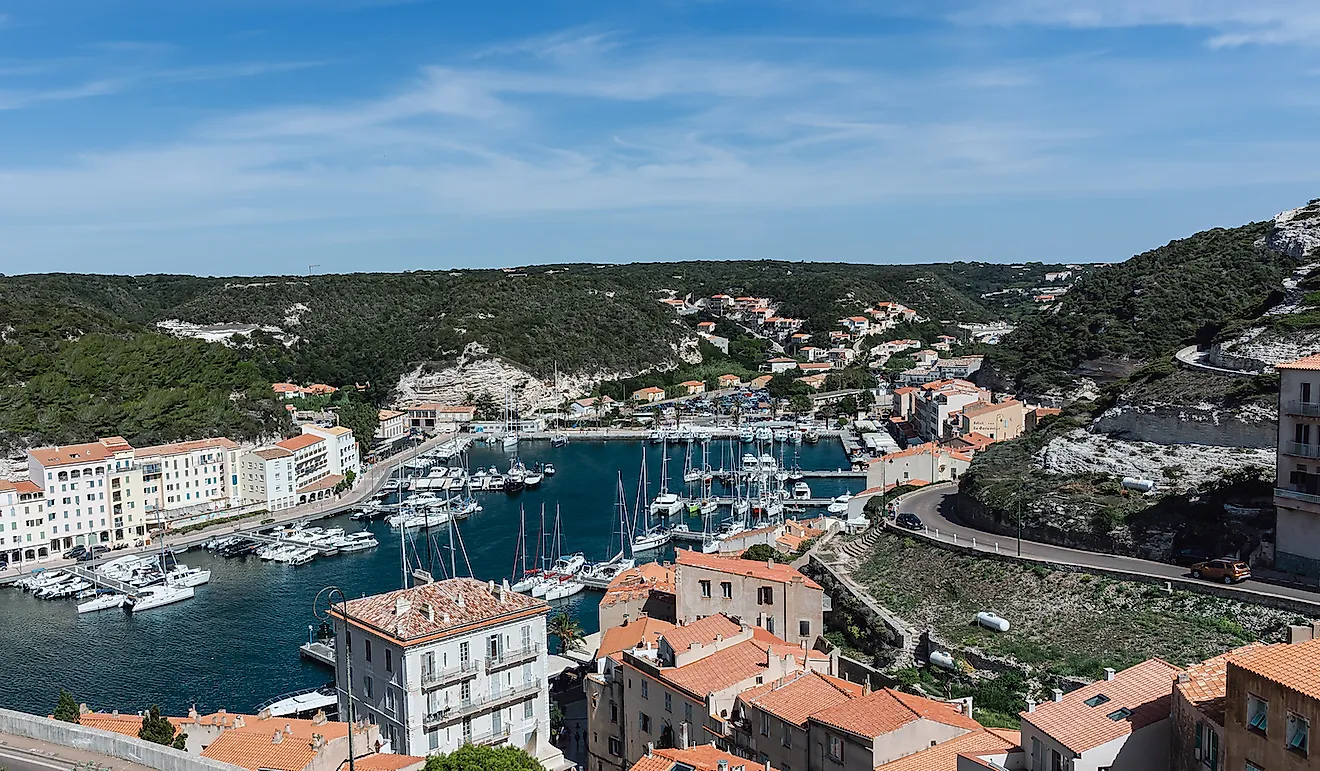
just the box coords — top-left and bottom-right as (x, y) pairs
(929, 650), (957, 670)
(1121, 477), (1157, 493)
(976, 611), (1010, 633)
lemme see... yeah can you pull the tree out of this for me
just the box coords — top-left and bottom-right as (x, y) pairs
(138, 704), (187, 750)
(53, 689), (80, 723)
(344, 469), (356, 487)
(837, 395), (858, 416)
(741, 543), (782, 563)
(788, 394), (813, 415)
(548, 611), (584, 653)
(423, 745), (540, 771)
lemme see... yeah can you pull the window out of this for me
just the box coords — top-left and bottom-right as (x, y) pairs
(781, 720), (792, 748)
(428, 727), (440, 751)
(363, 675), (374, 699)
(1246, 763), (1263, 771)
(760, 712), (770, 736)
(459, 641), (470, 667)
(365, 639), (372, 663)
(1289, 712), (1310, 756)
(1084, 694), (1111, 708)
(721, 581), (732, 599)
(664, 693), (672, 713)
(385, 649), (392, 673)
(1030, 737), (1042, 771)
(827, 735), (842, 762)
(608, 737), (622, 756)
(684, 702), (692, 724)
(1106, 707), (1132, 721)
(1247, 694), (1268, 734)
(1195, 721), (1219, 768)
(700, 580), (712, 598)
(525, 700), (534, 719)
(799, 620), (810, 638)
(610, 703), (618, 724)
(1050, 749), (1064, 771)
(1305, 382), (1314, 403)
(460, 681), (471, 704)
(642, 680), (649, 698)
(639, 713), (651, 734)
(757, 586), (774, 605)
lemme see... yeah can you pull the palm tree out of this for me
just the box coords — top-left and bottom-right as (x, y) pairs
(548, 611), (584, 653)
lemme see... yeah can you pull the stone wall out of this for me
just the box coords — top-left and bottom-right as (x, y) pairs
(0, 708), (245, 771)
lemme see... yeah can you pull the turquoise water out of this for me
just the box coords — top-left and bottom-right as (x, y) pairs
(0, 439), (850, 716)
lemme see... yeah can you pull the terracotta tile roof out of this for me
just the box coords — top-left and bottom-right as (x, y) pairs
(201, 727), (321, 771)
(336, 577), (548, 646)
(378, 409), (405, 420)
(661, 639), (783, 695)
(811, 688), (980, 739)
(601, 562), (675, 607)
(675, 549), (822, 590)
(28, 441), (115, 467)
(0, 479), (42, 495)
(1177, 644), (1271, 726)
(633, 387), (666, 396)
(273, 382), (302, 393)
(680, 380), (705, 387)
(314, 426), (353, 437)
(660, 613), (745, 654)
(1021, 659), (1182, 754)
(348, 753), (427, 771)
(298, 474), (344, 494)
(434, 405), (476, 414)
(1228, 637), (1320, 701)
(738, 671), (863, 726)
(629, 745), (770, 771)
(253, 447), (294, 460)
(276, 433), (324, 452)
(1278, 354), (1320, 371)
(599, 617), (677, 660)
(874, 728), (1021, 771)
(959, 400), (1021, 419)
(136, 437), (240, 457)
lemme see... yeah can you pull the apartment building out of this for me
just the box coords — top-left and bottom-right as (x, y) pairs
(28, 439), (129, 552)
(1274, 354), (1320, 577)
(599, 562), (676, 629)
(958, 399), (1027, 442)
(864, 443), (971, 491)
(1223, 633), (1320, 771)
(729, 672), (983, 771)
(1019, 659), (1182, 771)
(673, 550), (823, 647)
(133, 437), (241, 523)
(1171, 644), (1271, 771)
(585, 613), (829, 771)
(376, 409), (407, 443)
(0, 479), (47, 566)
(908, 380), (990, 443)
(301, 425), (361, 479)
(238, 447), (298, 512)
(275, 433), (339, 504)
(333, 577), (565, 769)
(404, 404), (477, 432)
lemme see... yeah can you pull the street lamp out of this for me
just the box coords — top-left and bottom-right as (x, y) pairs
(316, 586), (356, 771)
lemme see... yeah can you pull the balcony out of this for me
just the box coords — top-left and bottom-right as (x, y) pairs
(1285, 442), (1320, 459)
(421, 659), (481, 689)
(1286, 401), (1320, 418)
(422, 680), (540, 726)
(486, 643), (540, 673)
(465, 724), (512, 747)
(1276, 487), (1320, 506)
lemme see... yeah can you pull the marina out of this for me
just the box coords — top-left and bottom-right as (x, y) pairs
(0, 436), (852, 716)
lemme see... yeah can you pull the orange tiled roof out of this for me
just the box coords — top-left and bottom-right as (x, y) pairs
(378, 409), (405, 419)
(661, 639), (782, 695)
(675, 549), (822, 590)
(874, 728), (1021, 771)
(1177, 644), (1271, 726)
(1021, 659), (1182, 755)
(28, 441), (116, 468)
(629, 745), (769, 771)
(959, 400), (1021, 419)
(738, 671), (863, 727)
(1276, 354), (1320, 371)
(1229, 637), (1320, 701)
(253, 447), (293, 460)
(812, 688), (980, 739)
(336, 577), (548, 646)
(601, 562), (675, 607)
(276, 433), (324, 452)
(599, 617), (677, 660)
(136, 437), (240, 457)
(660, 613), (745, 654)
(348, 753), (427, 771)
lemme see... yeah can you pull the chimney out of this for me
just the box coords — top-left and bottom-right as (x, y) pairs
(766, 560), (774, 570)
(645, 743), (654, 757)
(488, 579), (496, 593)
(285, 723), (294, 735)
(442, 612), (451, 624)
(423, 602), (435, 622)
(1026, 699), (1036, 713)
(311, 733), (326, 750)
(312, 711), (326, 726)
(1177, 673), (1190, 684)
(718, 761), (729, 771)
(1289, 625), (1315, 645)
(234, 715), (246, 728)
(1104, 667), (1116, 681)
(112, 709), (119, 717)
(1052, 688), (1063, 703)
(273, 730), (284, 745)
(395, 596), (411, 616)
(188, 706), (199, 721)
(79, 703), (89, 715)
(456, 593), (465, 608)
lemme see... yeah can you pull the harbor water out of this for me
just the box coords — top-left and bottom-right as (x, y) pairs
(0, 438), (852, 716)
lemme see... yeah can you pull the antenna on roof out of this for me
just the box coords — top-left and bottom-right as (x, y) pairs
(308, 264), (320, 276)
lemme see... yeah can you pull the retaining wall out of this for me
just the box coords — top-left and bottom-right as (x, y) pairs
(0, 709), (245, 771)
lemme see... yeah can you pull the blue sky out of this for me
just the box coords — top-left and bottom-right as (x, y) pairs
(1, 0), (1318, 275)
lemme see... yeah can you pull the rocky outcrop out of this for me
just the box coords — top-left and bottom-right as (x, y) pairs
(1209, 325), (1320, 373)
(1038, 428), (1275, 491)
(1259, 201), (1320, 259)
(1093, 401), (1277, 449)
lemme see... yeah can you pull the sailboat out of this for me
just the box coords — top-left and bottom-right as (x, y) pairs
(632, 446), (672, 552)
(650, 442), (685, 518)
(580, 473), (638, 588)
(543, 505), (585, 601)
(502, 387), (520, 450)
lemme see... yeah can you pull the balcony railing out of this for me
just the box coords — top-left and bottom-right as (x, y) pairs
(1285, 442), (1320, 459)
(423, 680), (540, 726)
(1275, 487), (1320, 506)
(486, 643), (540, 673)
(421, 659), (481, 689)
(465, 724), (513, 747)
(1286, 401), (1320, 417)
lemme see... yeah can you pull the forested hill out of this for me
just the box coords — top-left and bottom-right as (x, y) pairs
(0, 261), (1051, 450)
(983, 220), (1298, 394)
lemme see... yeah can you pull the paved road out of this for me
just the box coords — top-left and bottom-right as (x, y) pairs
(902, 485), (1320, 610)
(0, 733), (156, 771)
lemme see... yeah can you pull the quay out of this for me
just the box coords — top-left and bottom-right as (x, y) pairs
(61, 565), (144, 597)
(299, 641), (336, 667)
(244, 531), (340, 555)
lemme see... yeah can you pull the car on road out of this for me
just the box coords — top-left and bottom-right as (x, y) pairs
(1191, 558), (1251, 584)
(62, 545), (86, 560)
(76, 545), (111, 562)
(895, 512), (924, 531)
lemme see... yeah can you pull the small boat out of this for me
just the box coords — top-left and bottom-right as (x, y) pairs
(78, 590), (127, 614)
(827, 493), (853, 515)
(127, 585), (194, 612)
(632, 527), (672, 552)
(773, 429), (789, 443)
(739, 428), (755, 443)
(259, 683), (338, 719)
(792, 481), (812, 500)
(804, 430), (820, 445)
(650, 492), (685, 518)
(551, 435), (569, 448)
(166, 566), (212, 587)
(649, 430), (663, 443)
(287, 548), (318, 566)
(544, 578), (585, 601)
(338, 532), (379, 553)
(502, 433), (519, 449)
(542, 463), (557, 477)
(789, 430), (803, 444)
(755, 427), (773, 442)
(524, 472), (544, 489)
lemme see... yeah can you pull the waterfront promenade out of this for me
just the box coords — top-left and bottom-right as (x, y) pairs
(0, 431), (456, 585)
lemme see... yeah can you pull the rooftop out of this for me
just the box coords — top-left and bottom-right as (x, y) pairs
(336, 577), (548, 646)
(661, 637), (795, 696)
(1176, 644), (1270, 726)
(873, 728), (1021, 771)
(276, 433), (324, 452)
(960, 399), (1021, 419)
(601, 562), (675, 607)
(253, 447), (293, 460)
(1229, 636), (1320, 701)
(738, 671), (863, 727)
(629, 745), (770, 771)
(28, 440), (116, 468)
(659, 613), (744, 655)
(599, 616), (677, 660)
(1021, 659), (1182, 755)
(136, 437), (240, 457)
(675, 549), (822, 589)
(1278, 353), (1320, 371)
(811, 688), (980, 739)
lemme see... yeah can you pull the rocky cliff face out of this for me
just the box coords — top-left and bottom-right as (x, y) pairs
(1259, 201), (1320, 259)
(1092, 400), (1277, 449)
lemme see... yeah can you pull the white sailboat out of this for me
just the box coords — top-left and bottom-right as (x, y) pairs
(502, 387), (520, 449)
(127, 584), (194, 612)
(77, 590), (127, 614)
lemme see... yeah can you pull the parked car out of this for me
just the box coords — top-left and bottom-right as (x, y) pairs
(1170, 545), (1217, 567)
(62, 545), (86, 560)
(0, 558), (8, 571)
(895, 512), (924, 531)
(1191, 558), (1251, 584)
(77, 545), (111, 562)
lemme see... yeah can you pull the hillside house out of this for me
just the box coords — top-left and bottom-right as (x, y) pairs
(632, 386), (667, 404)
(717, 374), (742, 388)
(765, 358), (799, 374)
(679, 380), (706, 396)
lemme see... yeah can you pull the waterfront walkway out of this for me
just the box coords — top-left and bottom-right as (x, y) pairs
(0, 432), (456, 585)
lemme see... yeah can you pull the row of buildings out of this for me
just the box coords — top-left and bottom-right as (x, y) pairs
(1, 424), (360, 568)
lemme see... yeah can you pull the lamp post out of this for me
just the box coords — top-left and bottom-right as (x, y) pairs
(317, 586), (355, 771)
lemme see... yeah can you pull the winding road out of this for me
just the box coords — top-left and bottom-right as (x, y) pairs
(901, 485), (1320, 611)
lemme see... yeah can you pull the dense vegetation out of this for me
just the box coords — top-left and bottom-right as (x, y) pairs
(986, 222), (1295, 393)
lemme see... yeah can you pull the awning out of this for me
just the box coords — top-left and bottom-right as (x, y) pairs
(545, 654), (579, 679)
